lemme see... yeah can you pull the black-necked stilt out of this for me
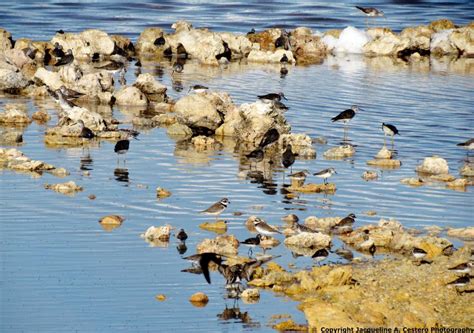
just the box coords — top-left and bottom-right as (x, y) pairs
(332, 105), (361, 139)
(200, 198), (230, 220)
(313, 167), (337, 184)
(253, 217), (281, 237)
(447, 275), (470, 288)
(114, 138), (130, 165)
(259, 128), (280, 148)
(382, 123), (399, 147)
(312, 248), (329, 265)
(240, 234), (262, 256)
(282, 144), (296, 173)
(54, 49), (73, 66)
(258, 92), (287, 102)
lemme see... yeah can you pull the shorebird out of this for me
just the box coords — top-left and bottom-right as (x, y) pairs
(253, 217), (281, 237)
(335, 248), (354, 261)
(275, 30), (290, 50)
(240, 234), (262, 256)
(289, 169), (309, 180)
(335, 213), (356, 228)
(176, 228), (188, 242)
(22, 44), (37, 60)
(273, 100), (289, 111)
(412, 247), (427, 259)
(312, 248), (329, 265)
(182, 252), (225, 284)
(118, 67), (127, 85)
(200, 198), (230, 220)
(76, 120), (94, 139)
(51, 42), (65, 58)
(259, 128), (280, 149)
(246, 28), (256, 36)
(59, 85), (84, 100)
(54, 49), (73, 66)
(291, 220), (319, 234)
(282, 144), (296, 173)
(313, 167), (337, 184)
(55, 88), (78, 111)
(171, 61), (183, 74)
(448, 262), (472, 274)
(355, 6), (385, 28)
(447, 275), (470, 288)
(457, 138), (474, 150)
(189, 84), (208, 94)
(258, 92), (287, 102)
(382, 123), (399, 147)
(331, 105), (361, 139)
(114, 134), (136, 166)
(154, 36), (166, 46)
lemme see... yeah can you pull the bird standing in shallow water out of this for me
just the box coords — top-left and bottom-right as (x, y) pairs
(259, 128), (280, 149)
(258, 92), (287, 102)
(282, 144), (296, 173)
(176, 229), (188, 242)
(313, 167), (337, 184)
(382, 123), (399, 147)
(331, 105), (361, 140)
(240, 234), (262, 256)
(253, 217), (281, 238)
(312, 248), (329, 266)
(171, 61), (183, 74)
(200, 198), (230, 221)
(76, 120), (94, 139)
(355, 6), (385, 28)
(245, 148), (264, 170)
(55, 49), (74, 66)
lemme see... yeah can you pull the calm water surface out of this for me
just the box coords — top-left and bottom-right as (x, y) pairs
(1, 1), (474, 332)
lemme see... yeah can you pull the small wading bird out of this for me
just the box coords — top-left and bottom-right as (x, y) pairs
(412, 247), (427, 259)
(171, 61), (183, 74)
(332, 213), (356, 233)
(76, 120), (94, 139)
(448, 262), (472, 274)
(355, 6), (385, 28)
(200, 198), (230, 221)
(59, 85), (84, 100)
(176, 228), (188, 242)
(382, 123), (399, 147)
(312, 248), (330, 266)
(239, 234), (262, 256)
(54, 49), (74, 66)
(188, 84), (208, 94)
(331, 105), (362, 139)
(245, 148), (264, 170)
(282, 144), (296, 174)
(447, 275), (470, 288)
(182, 252), (225, 284)
(253, 217), (281, 238)
(257, 92), (287, 102)
(114, 131), (139, 166)
(259, 128), (280, 149)
(313, 167), (337, 184)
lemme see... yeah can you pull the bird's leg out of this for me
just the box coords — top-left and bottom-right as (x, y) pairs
(383, 134), (386, 147)
(391, 136), (394, 149)
(248, 248), (253, 257)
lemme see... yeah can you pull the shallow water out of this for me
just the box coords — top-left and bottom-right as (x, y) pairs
(1, 1), (474, 332)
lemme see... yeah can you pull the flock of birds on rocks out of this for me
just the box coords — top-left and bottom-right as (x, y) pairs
(31, 6), (473, 299)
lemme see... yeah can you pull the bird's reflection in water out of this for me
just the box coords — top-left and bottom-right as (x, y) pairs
(172, 79), (184, 92)
(176, 241), (187, 255)
(114, 168), (129, 183)
(80, 154), (93, 171)
(153, 64), (165, 79)
(217, 306), (259, 328)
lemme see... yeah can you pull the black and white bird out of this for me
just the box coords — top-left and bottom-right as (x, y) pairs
(447, 275), (470, 288)
(54, 49), (74, 66)
(259, 128), (280, 149)
(200, 198), (230, 220)
(448, 262), (472, 274)
(333, 213), (356, 234)
(246, 148), (264, 169)
(412, 247), (427, 259)
(331, 105), (361, 138)
(312, 248), (330, 265)
(171, 61), (183, 74)
(282, 144), (296, 173)
(182, 252), (225, 284)
(240, 234), (262, 256)
(382, 123), (399, 146)
(291, 220), (319, 234)
(51, 42), (65, 58)
(253, 217), (281, 237)
(335, 248), (354, 261)
(258, 92), (287, 102)
(76, 120), (94, 139)
(189, 84), (208, 94)
(313, 167), (337, 184)
(176, 228), (188, 242)
(457, 138), (474, 150)
(59, 85), (84, 100)
(114, 138), (130, 165)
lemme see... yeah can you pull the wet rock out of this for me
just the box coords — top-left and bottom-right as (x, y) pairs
(166, 123), (193, 138)
(0, 104), (31, 125)
(260, 237), (280, 249)
(323, 145), (355, 159)
(141, 225), (172, 242)
(366, 158), (401, 168)
(0, 67), (30, 91)
(34, 67), (63, 90)
(247, 49), (295, 64)
(0, 130), (23, 144)
(133, 73), (167, 102)
(191, 135), (217, 148)
(446, 178), (468, 189)
(364, 210), (377, 216)
(248, 269), (295, 288)
(460, 163), (474, 177)
(375, 146), (392, 159)
(51, 29), (115, 60)
(136, 27), (165, 55)
(447, 227), (474, 240)
(279, 133), (316, 158)
(74, 71), (114, 103)
(0, 29), (13, 51)
(0, 148), (65, 176)
(450, 26), (474, 57)
(49, 167), (69, 177)
(322, 26), (370, 54)
(174, 91), (233, 131)
(156, 187), (172, 199)
(99, 215), (124, 226)
(305, 216), (341, 231)
(429, 19), (456, 32)
(416, 155), (449, 175)
(3, 48), (34, 70)
(400, 25), (433, 52)
(199, 220), (227, 234)
(362, 170), (378, 181)
(218, 32), (254, 58)
(430, 29), (457, 56)
(152, 114), (178, 127)
(400, 177), (424, 186)
(32, 110), (50, 123)
(364, 32), (410, 56)
(430, 173), (456, 182)
(287, 183), (336, 194)
(155, 294), (167, 302)
(284, 232), (331, 249)
(113, 86), (148, 107)
(272, 319), (307, 331)
(241, 288), (260, 302)
(189, 292), (209, 306)
(44, 181), (83, 194)
(196, 234), (239, 257)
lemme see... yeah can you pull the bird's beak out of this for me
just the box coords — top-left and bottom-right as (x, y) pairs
(283, 95), (288, 100)
(334, 171), (338, 174)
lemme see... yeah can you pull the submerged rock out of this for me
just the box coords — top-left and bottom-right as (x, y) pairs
(189, 292), (209, 306)
(362, 170), (378, 181)
(199, 220), (227, 234)
(156, 187), (172, 199)
(0, 130), (23, 144)
(323, 145), (355, 159)
(400, 177), (425, 186)
(141, 225), (172, 242)
(44, 181), (83, 194)
(196, 234), (239, 256)
(99, 215), (124, 226)
(287, 183), (336, 194)
(367, 158), (401, 168)
(416, 155), (449, 175)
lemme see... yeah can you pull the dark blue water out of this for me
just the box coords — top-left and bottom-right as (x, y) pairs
(0, 0), (473, 40)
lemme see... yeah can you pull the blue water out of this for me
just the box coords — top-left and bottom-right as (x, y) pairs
(1, 1), (474, 332)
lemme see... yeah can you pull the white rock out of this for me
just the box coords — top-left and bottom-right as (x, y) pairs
(0, 67), (30, 91)
(0, 29), (13, 52)
(134, 73), (167, 102)
(218, 32), (255, 58)
(34, 67), (64, 90)
(416, 155), (449, 175)
(430, 29), (457, 55)
(114, 86), (148, 107)
(323, 26), (371, 54)
(364, 33), (411, 56)
(284, 232), (332, 249)
(247, 49), (295, 63)
(375, 146), (392, 159)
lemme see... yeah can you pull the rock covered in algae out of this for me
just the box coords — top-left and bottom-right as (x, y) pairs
(284, 232), (331, 249)
(199, 220), (227, 233)
(44, 181), (83, 194)
(0, 104), (31, 124)
(272, 319), (307, 331)
(141, 225), (172, 242)
(367, 158), (401, 168)
(362, 170), (378, 181)
(156, 187), (172, 198)
(323, 144), (355, 159)
(189, 292), (209, 306)
(287, 183), (336, 194)
(196, 234), (239, 257)
(416, 155), (449, 175)
(400, 177), (424, 186)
